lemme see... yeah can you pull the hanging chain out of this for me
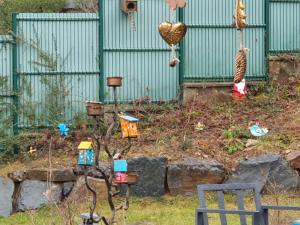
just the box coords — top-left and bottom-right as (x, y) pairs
(170, 9), (176, 23)
(128, 12), (136, 32)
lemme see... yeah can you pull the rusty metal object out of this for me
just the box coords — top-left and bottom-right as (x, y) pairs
(159, 22), (187, 46)
(107, 77), (123, 87)
(86, 101), (103, 116)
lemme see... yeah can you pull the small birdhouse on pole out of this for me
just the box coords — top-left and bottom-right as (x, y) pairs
(77, 141), (95, 166)
(119, 115), (139, 138)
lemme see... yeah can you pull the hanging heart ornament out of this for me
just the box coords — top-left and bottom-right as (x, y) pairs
(159, 22), (187, 46)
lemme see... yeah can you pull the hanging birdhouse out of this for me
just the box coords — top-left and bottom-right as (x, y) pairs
(113, 160), (128, 184)
(77, 141), (95, 166)
(119, 115), (139, 138)
(120, 0), (138, 13)
(120, 0), (138, 31)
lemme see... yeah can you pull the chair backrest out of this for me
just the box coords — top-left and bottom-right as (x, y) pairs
(197, 183), (262, 225)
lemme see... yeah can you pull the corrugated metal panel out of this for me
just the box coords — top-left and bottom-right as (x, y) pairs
(16, 13), (99, 127)
(184, 0), (266, 81)
(270, 1), (300, 53)
(0, 35), (13, 135)
(103, 0), (178, 102)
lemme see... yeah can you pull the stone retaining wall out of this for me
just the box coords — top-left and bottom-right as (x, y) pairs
(1, 154), (299, 217)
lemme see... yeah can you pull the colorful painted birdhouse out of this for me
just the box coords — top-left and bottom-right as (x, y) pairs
(114, 160), (127, 172)
(77, 141), (95, 166)
(119, 115), (139, 138)
(113, 172), (128, 183)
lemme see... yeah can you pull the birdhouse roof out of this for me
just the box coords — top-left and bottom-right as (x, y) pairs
(119, 115), (139, 122)
(78, 141), (93, 150)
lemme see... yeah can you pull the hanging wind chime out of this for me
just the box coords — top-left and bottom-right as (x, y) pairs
(233, 0), (249, 98)
(159, 0), (187, 67)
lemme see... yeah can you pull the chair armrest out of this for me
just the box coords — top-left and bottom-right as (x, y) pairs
(262, 205), (300, 211)
(196, 208), (260, 215)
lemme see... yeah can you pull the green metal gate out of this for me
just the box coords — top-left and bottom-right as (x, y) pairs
(182, 0), (267, 82)
(12, 13), (100, 130)
(0, 35), (14, 136)
(6, 0), (299, 132)
(99, 0), (179, 103)
(269, 0), (300, 53)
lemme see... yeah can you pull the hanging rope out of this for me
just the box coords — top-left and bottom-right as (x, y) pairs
(234, 0), (248, 83)
(169, 9), (180, 67)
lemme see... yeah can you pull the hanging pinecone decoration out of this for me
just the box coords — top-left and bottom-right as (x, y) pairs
(234, 48), (248, 83)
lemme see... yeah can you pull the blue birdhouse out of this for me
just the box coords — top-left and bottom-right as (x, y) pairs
(292, 221), (300, 225)
(77, 141), (95, 166)
(114, 160), (127, 172)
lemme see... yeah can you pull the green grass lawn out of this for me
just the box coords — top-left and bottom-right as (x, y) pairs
(1, 194), (300, 225)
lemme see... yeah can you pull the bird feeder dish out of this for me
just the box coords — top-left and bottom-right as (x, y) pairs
(86, 101), (103, 116)
(77, 141), (95, 166)
(120, 0), (138, 13)
(119, 115), (139, 138)
(107, 77), (123, 87)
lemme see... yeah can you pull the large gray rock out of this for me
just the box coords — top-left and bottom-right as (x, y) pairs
(126, 157), (168, 197)
(26, 168), (76, 182)
(16, 180), (62, 211)
(0, 177), (14, 217)
(167, 158), (225, 195)
(62, 182), (74, 197)
(226, 154), (300, 193)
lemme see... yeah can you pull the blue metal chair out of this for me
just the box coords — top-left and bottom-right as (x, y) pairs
(196, 183), (300, 225)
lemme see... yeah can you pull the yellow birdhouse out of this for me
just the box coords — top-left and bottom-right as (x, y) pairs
(119, 115), (139, 138)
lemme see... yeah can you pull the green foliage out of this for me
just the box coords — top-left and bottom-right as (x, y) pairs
(257, 133), (295, 151)
(0, 0), (65, 34)
(223, 126), (249, 154)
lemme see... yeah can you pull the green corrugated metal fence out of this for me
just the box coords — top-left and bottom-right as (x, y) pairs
(0, 0), (299, 133)
(13, 13), (99, 129)
(102, 0), (179, 103)
(269, 0), (300, 53)
(183, 0), (267, 82)
(0, 35), (14, 136)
